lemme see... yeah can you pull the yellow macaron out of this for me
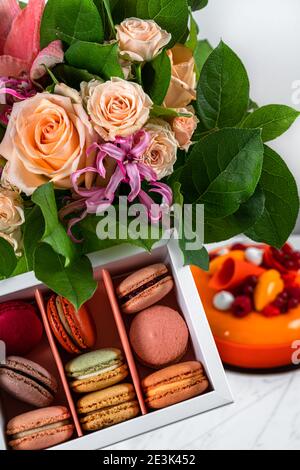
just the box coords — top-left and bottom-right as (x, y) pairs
(78, 383), (140, 431)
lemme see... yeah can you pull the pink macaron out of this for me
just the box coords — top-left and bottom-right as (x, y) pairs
(129, 305), (189, 369)
(0, 301), (43, 355)
(7, 406), (74, 450)
(0, 356), (58, 407)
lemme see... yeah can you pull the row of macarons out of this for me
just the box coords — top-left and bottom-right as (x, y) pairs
(0, 352), (208, 450)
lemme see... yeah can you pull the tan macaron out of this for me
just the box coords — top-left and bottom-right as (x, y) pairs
(142, 361), (209, 409)
(78, 383), (139, 431)
(117, 263), (174, 314)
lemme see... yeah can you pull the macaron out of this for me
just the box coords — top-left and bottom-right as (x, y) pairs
(65, 348), (128, 394)
(0, 301), (43, 355)
(143, 361), (209, 409)
(78, 383), (139, 431)
(7, 406), (74, 450)
(47, 295), (96, 354)
(0, 356), (58, 407)
(129, 305), (189, 369)
(117, 263), (174, 314)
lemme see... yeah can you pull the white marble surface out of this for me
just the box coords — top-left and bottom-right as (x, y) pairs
(106, 367), (300, 450)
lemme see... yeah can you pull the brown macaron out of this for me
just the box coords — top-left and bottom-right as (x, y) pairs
(142, 361), (209, 409)
(0, 356), (58, 408)
(47, 295), (96, 354)
(117, 263), (174, 314)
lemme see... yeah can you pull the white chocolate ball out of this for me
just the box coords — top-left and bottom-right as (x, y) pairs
(213, 291), (235, 311)
(218, 248), (230, 256)
(245, 247), (264, 266)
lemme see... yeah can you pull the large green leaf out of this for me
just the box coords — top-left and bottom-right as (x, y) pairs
(136, 0), (189, 46)
(40, 0), (104, 48)
(205, 185), (265, 243)
(194, 39), (213, 79)
(189, 0), (208, 10)
(0, 238), (17, 279)
(34, 244), (97, 310)
(32, 183), (77, 266)
(65, 41), (123, 80)
(80, 214), (161, 254)
(246, 146), (299, 248)
(23, 206), (45, 272)
(240, 105), (300, 142)
(143, 51), (171, 105)
(197, 41), (250, 130)
(181, 128), (264, 218)
(53, 64), (103, 90)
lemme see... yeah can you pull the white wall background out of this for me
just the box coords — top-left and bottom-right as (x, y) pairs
(195, 0), (300, 232)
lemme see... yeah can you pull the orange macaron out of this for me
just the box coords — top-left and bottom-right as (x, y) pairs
(47, 295), (96, 354)
(142, 361), (209, 409)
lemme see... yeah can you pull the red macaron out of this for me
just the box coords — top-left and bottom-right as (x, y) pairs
(47, 295), (96, 354)
(0, 301), (43, 356)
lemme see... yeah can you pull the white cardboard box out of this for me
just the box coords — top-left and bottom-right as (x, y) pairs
(0, 239), (233, 450)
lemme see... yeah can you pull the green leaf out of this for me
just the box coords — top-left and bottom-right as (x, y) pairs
(80, 213), (161, 254)
(143, 51), (171, 105)
(186, 12), (199, 51)
(53, 64), (103, 90)
(246, 146), (299, 248)
(65, 41), (123, 80)
(197, 41), (250, 130)
(135, 0), (189, 46)
(240, 104), (300, 142)
(34, 244), (97, 310)
(94, 0), (116, 38)
(205, 185), (265, 243)
(31, 183), (77, 266)
(180, 242), (209, 270)
(0, 238), (17, 279)
(188, 0), (208, 11)
(12, 256), (29, 277)
(180, 128), (264, 218)
(151, 105), (191, 119)
(23, 206), (45, 272)
(194, 39), (213, 79)
(40, 0), (104, 48)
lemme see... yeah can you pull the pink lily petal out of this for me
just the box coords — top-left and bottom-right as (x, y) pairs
(126, 163), (141, 202)
(131, 130), (151, 158)
(30, 40), (64, 80)
(138, 190), (161, 224)
(0, 0), (21, 54)
(101, 142), (126, 161)
(71, 167), (100, 197)
(67, 209), (88, 244)
(105, 166), (125, 201)
(137, 163), (157, 182)
(0, 55), (29, 77)
(149, 182), (173, 206)
(4, 0), (45, 65)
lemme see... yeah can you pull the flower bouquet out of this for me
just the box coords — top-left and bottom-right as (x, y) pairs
(0, 0), (299, 309)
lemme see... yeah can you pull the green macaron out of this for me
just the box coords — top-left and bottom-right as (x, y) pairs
(65, 348), (128, 394)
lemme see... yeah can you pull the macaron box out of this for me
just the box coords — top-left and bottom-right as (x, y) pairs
(0, 240), (232, 450)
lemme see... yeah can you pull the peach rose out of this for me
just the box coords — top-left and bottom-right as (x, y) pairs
(116, 18), (171, 62)
(0, 85), (96, 196)
(82, 78), (153, 141)
(142, 119), (178, 180)
(164, 44), (197, 109)
(172, 107), (199, 151)
(0, 187), (24, 254)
